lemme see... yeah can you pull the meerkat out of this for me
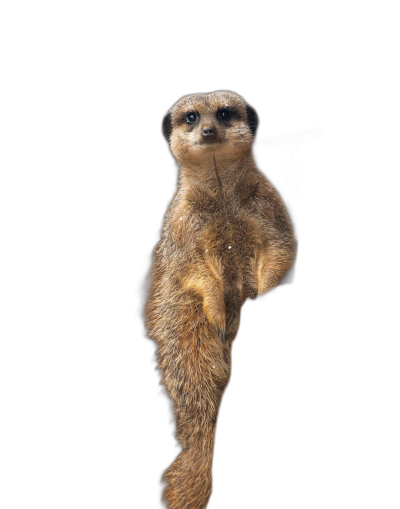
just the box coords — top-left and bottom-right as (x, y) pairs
(146, 91), (296, 509)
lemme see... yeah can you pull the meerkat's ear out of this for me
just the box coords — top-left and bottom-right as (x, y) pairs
(246, 105), (258, 136)
(162, 112), (173, 142)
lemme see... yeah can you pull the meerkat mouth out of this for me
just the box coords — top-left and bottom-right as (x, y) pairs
(198, 139), (223, 146)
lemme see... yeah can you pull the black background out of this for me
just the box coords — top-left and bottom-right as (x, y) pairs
(61, 48), (376, 509)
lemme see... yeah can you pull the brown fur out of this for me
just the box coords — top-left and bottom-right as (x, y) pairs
(146, 91), (296, 508)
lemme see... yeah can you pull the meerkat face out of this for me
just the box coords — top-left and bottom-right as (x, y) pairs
(162, 91), (258, 164)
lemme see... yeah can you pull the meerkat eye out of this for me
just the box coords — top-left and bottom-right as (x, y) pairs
(186, 112), (197, 124)
(217, 109), (234, 121)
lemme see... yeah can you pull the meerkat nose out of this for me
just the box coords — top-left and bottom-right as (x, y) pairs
(202, 126), (216, 138)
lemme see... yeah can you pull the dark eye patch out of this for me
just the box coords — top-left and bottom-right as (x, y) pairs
(216, 107), (236, 122)
(183, 111), (199, 124)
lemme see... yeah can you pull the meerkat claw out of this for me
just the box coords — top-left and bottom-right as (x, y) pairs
(215, 325), (227, 344)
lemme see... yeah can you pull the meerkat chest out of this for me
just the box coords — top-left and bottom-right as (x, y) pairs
(183, 188), (262, 260)
(203, 209), (261, 260)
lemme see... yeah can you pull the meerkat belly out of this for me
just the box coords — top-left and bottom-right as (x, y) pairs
(201, 213), (260, 300)
(181, 187), (262, 299)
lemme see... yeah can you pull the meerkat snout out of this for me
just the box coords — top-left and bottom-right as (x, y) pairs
(202, 126), (216, 138)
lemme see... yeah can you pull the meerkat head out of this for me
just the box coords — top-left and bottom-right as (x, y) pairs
(162, 91), (258, 165)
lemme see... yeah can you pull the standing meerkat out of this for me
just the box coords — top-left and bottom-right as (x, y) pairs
(146, 91), (296, 509)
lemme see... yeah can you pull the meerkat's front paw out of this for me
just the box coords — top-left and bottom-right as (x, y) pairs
(203, 295), (226, 343)
(215, 325), (227, 343)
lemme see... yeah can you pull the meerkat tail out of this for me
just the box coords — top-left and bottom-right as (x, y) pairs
(152, 306), (232, 509)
